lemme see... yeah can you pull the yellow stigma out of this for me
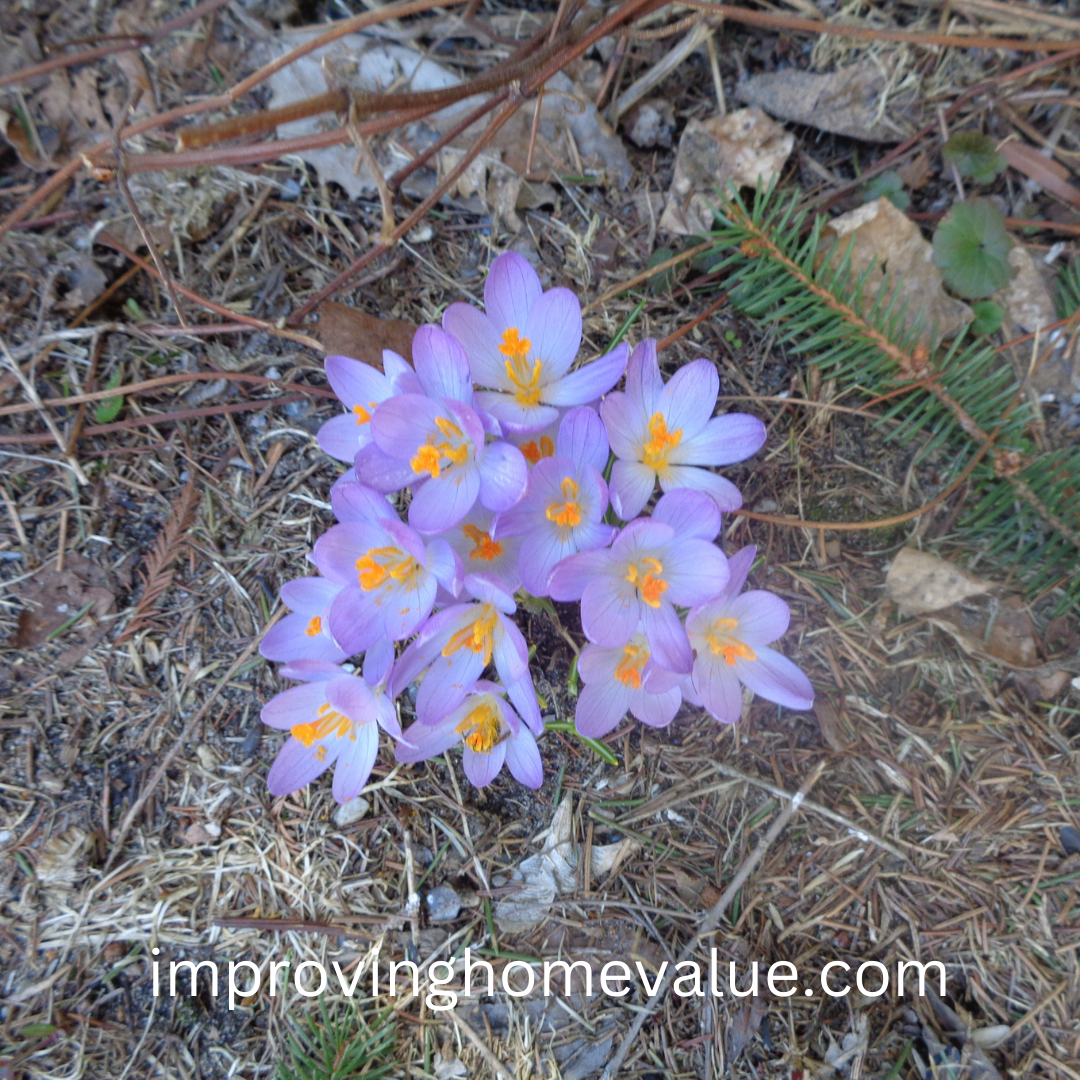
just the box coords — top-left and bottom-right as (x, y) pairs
(304, 615), (322, 637)
(705, 617), (757, 666)
(352, 402), (375, 425)
(462, 523), (503, 562)
(355, 546), (420, 590)
(293, 702), (352, 747)
(641, 412), (682, 471)
(500, 327), (543, 407)
(454, 697), (504, 753)
(624, 556), (667, 608)
(442, 606), (499, 665)
(614, 640), (649, 689)
(545, 476), (582, 529)
(520, 434), (555, 465)
(410, 415), (470, 478)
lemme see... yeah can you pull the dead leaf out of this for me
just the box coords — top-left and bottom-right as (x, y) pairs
(35, 828), (89, 891)
(898, 152), (932, 190)
(1001, 140), (1080, 209)
(317, 302), (415, 367)
(884, 547), (1038, 668)
(727, 997), (767, 1062)
(0, 108), (53, 171)
(56, 250), (108, 312)
(660, 108), (794, 236)
(821, 198), (973, 344)
(11, 553), (116, 650)
(814, 698), (854, 751)
(736, 62), (922, 143)
(994, 245), (1057, 338)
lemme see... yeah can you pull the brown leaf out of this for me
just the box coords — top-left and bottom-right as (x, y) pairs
(1001, 141), (1080, 209)
(814, 698), (854, 751)
(11, 553), (115, 649)
(317, 301), (415, 369)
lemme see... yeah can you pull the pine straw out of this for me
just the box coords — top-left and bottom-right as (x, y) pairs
(2, 7), (1080, 1080)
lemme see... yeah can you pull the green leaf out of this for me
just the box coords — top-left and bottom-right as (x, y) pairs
(943, 132), (1006, 185)
(94, 368), (125, 424)
(861, 170), (910, 210)
(647, 246), (678, 295)
(970, 300), (1003, 336)
(932, 199), (1015, 299)
(1055, 258), (1080, 319)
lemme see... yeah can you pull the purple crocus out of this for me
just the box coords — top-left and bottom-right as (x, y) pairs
(313, 516), (461, 655)
(442, 251), (628, 434)
(574, 632), (683, 738)
(260, 577), (347, 664)
(262, 658), (403, 803)
(493, 407), (616, 597)
(601, 339), (766, 519)
(548, 489), (729, 674)
(396, 681), (542, 789)
(443, 505), (523, 596)
(317, 350), (420, 463)
(359, 395), (527, 534)
(390, 576), (541, 735)
(684, 545), (814, 724)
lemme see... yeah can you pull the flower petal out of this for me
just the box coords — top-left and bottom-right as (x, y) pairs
(408, 466), (481, 533)
(671, 413), (766, 466)
(659, 465), (744, 512)
(363, 637), (396, 687)
(524, 287), (582, 383)
(395, 715), (460, 763)
(581, 576), (639, 647)
(548, 548), (613, 601)
(724, 545), (757, 602)
(332, 721), (379, 802)
(477, 441), (528, 512)
(544, 343), (628, 407)
(353, 442), (417, 493)
(370, 393), (442, 460)
(413, 325), (473, 403)
(724, 590), (790, 645)
(267, 735), (336, 796)
(463, 741), (507, 788)
(504, 727), (543, 789)
(640, 602), (692, 674)
(325, 354), (387, 410)
(519, 529), (575, 597)
(599, 391), (643, 460)
(426, 536), (464, 597)
(261, 682), (329, 730)
(735, 645), (815, 711)
(260, 612), (347, 663)
(556, 406), (609, 474)
(416, 650), (486, 723)
(485, 251), (543, 333)
(651, 489), (721, 542)
(331, 482), (398, 524)
(662, 538), (729, 607)
(608, 459), (656, 520)
(476, 391), (560, 436)
(693, 655), (744, 724)
(658, 359), (718, 436)
(318, 413), (366, 462)
(442, 303), (507, 389)
(629, 684), (682, 728)
(575, 679), (631, 738)
(625, 339), (664, 418)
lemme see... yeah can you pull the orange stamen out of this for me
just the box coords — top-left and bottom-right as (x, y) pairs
(304, 615), (322, 637)
(442, 606), (499, 665)
(355, 546), (419, 590)
(520, 434), (555, 465)
(545, 476), (581, 529)
(614, 640), (649, 689)
(500, 327), (543, 406)
(624, 556), (667, 608)
(705, 617), (757, 666)
(462, 523), (503, 562)
(454, 697), (504, 753)
(641, 412), (682, 471)
(411, 416), (470, 477)
(293, 702), (352, 746)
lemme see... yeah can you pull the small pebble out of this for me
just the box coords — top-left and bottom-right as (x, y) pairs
(756, 498), (779, 512)
(426, 885), (462, 922)
(333, 797), (371, 827)
(1061, 825), (1080, 855)
(407, 223), (434, 243)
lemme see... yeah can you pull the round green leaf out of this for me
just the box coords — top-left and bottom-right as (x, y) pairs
(932, 199), (1015, 300)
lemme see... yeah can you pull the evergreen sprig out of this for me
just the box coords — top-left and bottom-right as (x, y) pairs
(704, 183), (1080, 612)
(277, 1001), (397, 1080)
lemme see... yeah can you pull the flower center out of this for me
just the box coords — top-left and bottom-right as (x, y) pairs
(304, 615), (323, 637)
(545, 476), (582, 529)
(352, 401), (377, 425)
(410, 416), (471, 478)
(462, 523), (503, 562)
(520, 434), (555, 466)
(500, 327), (543, 407)
(442, 605), (499, 665)
(641, 412), (682, 471)
(355, 546), (420, 591)
(293, 701), (353, 748)
(454, 697), (504, 753)
(614, 640), (649, 689)
(705, 618), (757, 666)
(624, 556), (668, 608)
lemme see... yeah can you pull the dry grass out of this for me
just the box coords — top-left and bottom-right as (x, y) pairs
(2, 1), (1080, 1079)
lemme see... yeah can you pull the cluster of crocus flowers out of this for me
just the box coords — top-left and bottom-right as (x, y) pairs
(259, 252), (813, 803)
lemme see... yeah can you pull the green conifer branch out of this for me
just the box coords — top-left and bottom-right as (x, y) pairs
(705, 185), (1080, 611)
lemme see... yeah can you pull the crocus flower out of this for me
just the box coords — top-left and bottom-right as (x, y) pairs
(442, 251), (629, 434)
(260, 577), (347, 664)
(509, 416), (559, 468)
(493, 407), (616, 597)
(574, 632), (683, 737)
(359, 395), (527, 534)
(317, 350), (420, 463)
(313, 517), (461, 655)
(262, 659), (403, 803)
(684, 545), (814, 724)
(396, 681), (542, 789)
(443, 505), (523, 596)
(390, 576), (541, 734)
(548, 489), (729, 674)
(601, 339), (766, 519)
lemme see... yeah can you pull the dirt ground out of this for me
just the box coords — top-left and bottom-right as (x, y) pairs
(2, 0), (1080, 1078)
